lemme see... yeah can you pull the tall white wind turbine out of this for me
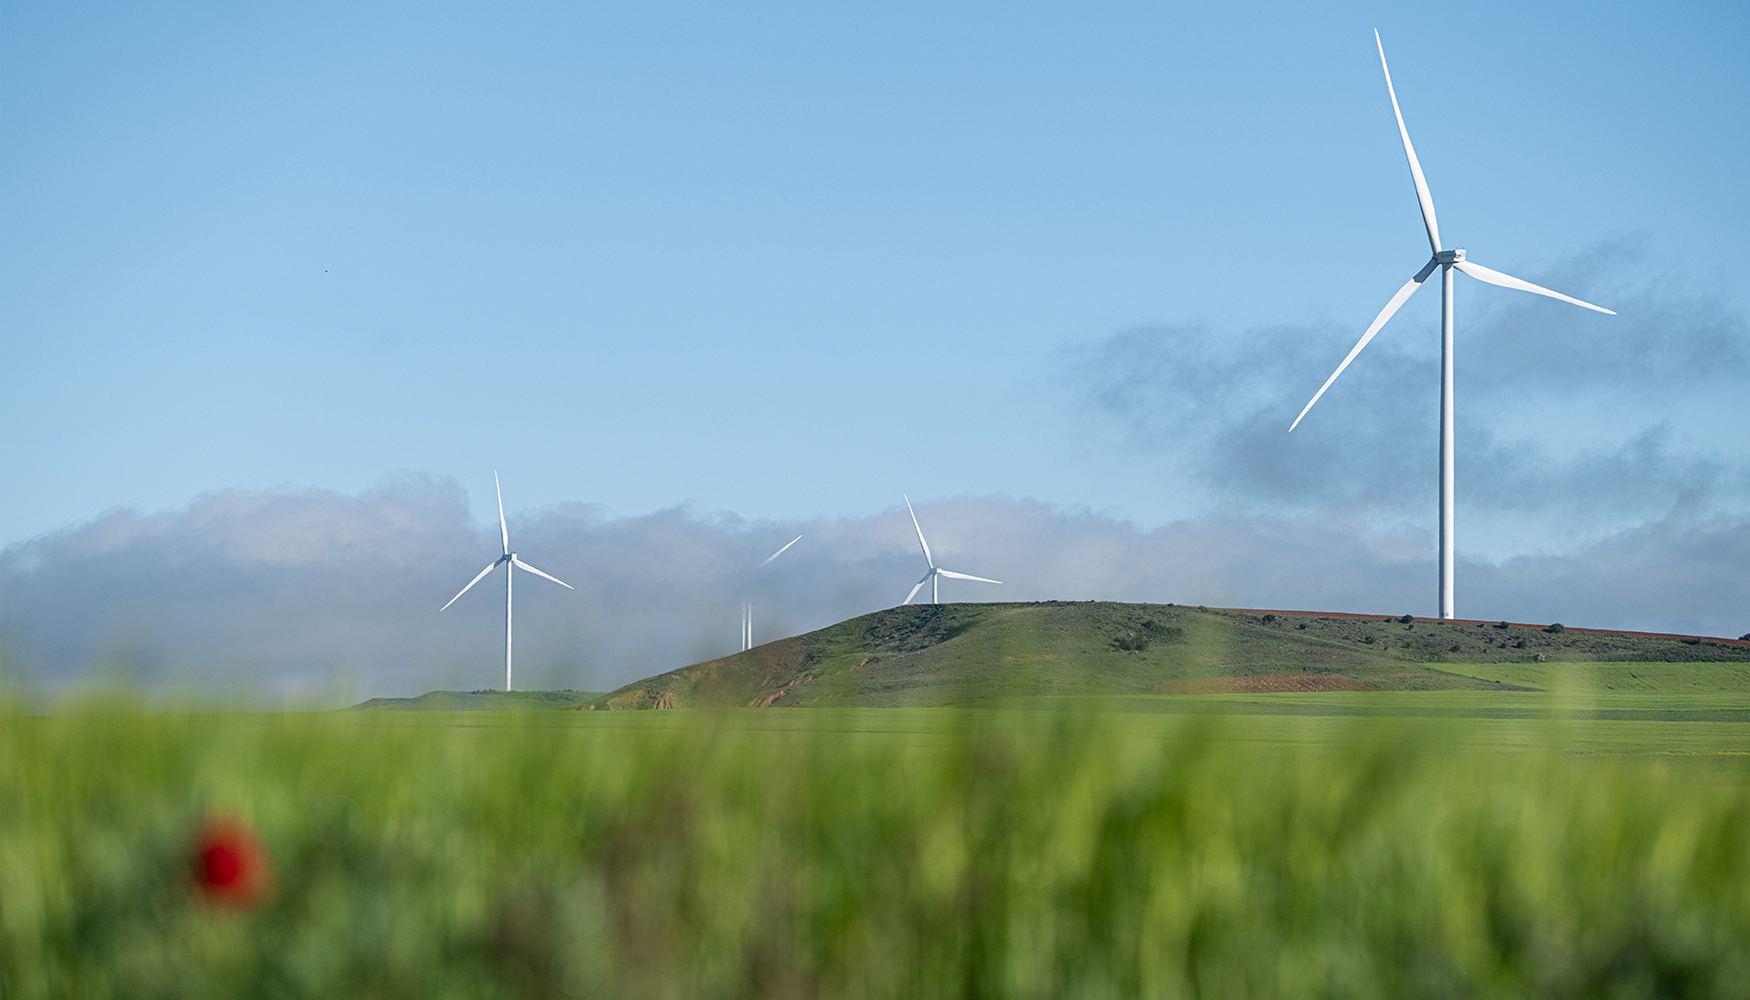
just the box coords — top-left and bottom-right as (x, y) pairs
(742, 534), (802, 651)
(440, 472), (574, 691)
(901, 496), (1001, 605)
(1290, 31), (1615, 620)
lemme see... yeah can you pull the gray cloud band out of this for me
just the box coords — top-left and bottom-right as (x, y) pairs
(3, 473), (1746, 697)
(1069, 238), (1750, 539)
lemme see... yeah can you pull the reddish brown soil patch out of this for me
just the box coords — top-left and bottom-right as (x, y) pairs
(1220, 607), (1750, 647)
(1157, 673), (1374, 694)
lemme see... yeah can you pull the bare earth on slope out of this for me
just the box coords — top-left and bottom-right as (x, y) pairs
(1156, 673), (1375, 694)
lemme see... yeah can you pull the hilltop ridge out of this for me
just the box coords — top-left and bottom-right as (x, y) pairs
(583, 602), (1750, 710)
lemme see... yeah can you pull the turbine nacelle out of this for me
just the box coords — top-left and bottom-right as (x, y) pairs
(1434, 248), (1465, 265)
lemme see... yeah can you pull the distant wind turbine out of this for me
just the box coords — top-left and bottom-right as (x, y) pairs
(901, 496), (1000, 605)
(440, 472), (574, 691)
(1289, 31), (1615, 620)
(741, 534), (802, 651)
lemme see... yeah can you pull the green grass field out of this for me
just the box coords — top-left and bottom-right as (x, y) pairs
(1433, 660), (1750, 693)
(10, 609), (1750, 997)
(6, 684), (1750, 999)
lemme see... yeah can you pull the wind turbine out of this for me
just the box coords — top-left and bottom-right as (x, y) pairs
(1289, 31), (1615, 620)
(440, 472), (574, 691)
(741, 534), (802, 651)
(901, 496), (1001, 605)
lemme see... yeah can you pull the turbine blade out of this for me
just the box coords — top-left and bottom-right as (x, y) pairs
(937, 569), (1001, 585)
(494, 471), (509, 555)
(1376, 30), (1442, 253)
(903, 575), (930, 606)
(903, 495), (934, 568)
(510, 557), (574, 590)
(441, 558), (504, 611)
(1289, 261), (1436, 432)
(757, 534), (803, 568)
(1454, 259), (1616, 315)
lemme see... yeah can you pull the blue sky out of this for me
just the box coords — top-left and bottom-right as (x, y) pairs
(4, 2), (1748, 562)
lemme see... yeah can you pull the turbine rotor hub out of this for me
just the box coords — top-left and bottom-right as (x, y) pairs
(1435, 248), (1466, 265)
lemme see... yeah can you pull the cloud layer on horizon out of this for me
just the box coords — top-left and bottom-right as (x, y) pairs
(4, 472), (1746, 700)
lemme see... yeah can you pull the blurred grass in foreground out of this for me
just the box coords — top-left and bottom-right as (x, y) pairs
(4, 702), (1750, 999)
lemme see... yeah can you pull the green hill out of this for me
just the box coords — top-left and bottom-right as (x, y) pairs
(583, 602), (1750, 710)
(350, 689), (602, 711)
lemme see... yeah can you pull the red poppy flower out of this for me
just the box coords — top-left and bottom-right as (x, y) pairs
(190, 818), (273, 909)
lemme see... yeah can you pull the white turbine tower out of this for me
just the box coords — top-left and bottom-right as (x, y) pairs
(901, 496), (1001, 605)
(741, 534), (802, 651)
(1290, 31), (1615, 620)
(440, 472), (574, 691)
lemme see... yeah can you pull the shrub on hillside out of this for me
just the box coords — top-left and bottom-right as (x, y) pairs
(1111, 618), (1181, 653)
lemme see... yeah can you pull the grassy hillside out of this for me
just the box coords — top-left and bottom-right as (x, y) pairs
(1431, 660), (1750, 694)
(585, 602), (1750, 710)
(350, 689), (602, 711)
